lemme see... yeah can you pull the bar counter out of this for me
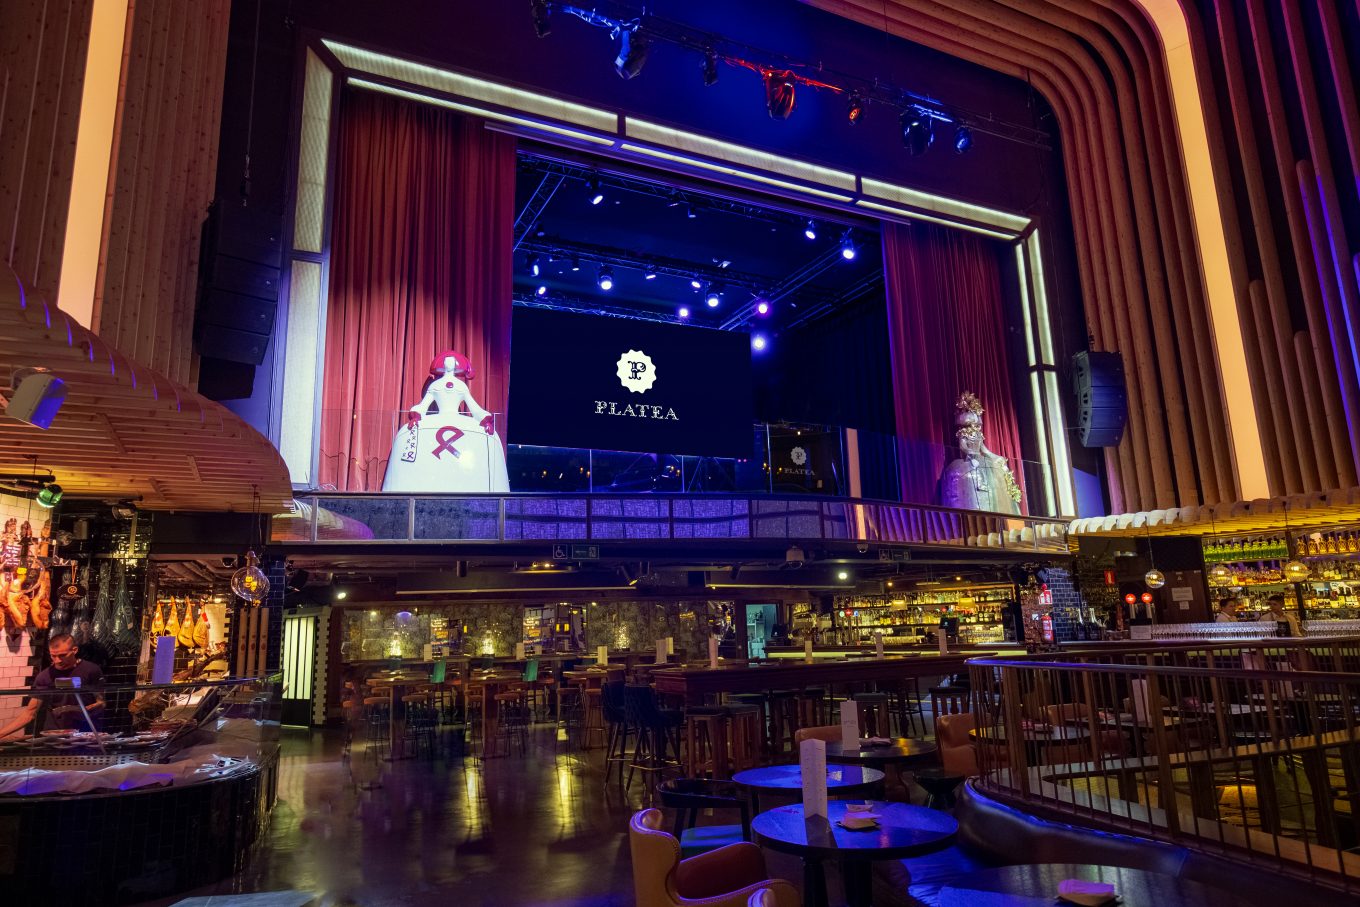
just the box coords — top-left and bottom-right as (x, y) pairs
(651, 650), (992, 706)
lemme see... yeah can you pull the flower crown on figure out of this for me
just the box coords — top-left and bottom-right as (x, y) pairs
(429, 350), (476, 381)
(955, 391), (985, 442)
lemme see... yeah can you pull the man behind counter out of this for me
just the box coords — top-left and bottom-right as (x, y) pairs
(0, 633), (105, 738)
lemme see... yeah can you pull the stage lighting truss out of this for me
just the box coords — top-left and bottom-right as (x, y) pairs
(533, 3), (1046, 151)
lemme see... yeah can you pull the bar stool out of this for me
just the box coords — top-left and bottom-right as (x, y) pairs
(797, 688), (827, 728)
(768, 690), (802, 755)
(852, 691), (890, 738)
(727, 692), (770, 753)
(493, 686), (529, 757)
(888, 677), (927, 738)
(363, 696), (389, 759)
(582, 687), (607, 750)
(625, 684), (681, 787)
(685, 707), (731, 779)
(725, 704), (763, 773)
(602, 680), (632, 783)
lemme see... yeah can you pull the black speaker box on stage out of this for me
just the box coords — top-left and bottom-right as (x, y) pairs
(194, 202), (282, 367)
(1073, 351), (1128, 447)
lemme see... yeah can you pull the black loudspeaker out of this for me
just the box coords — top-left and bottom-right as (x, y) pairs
(194, 202), (282, 366)
(1073, 351), (1128, 447)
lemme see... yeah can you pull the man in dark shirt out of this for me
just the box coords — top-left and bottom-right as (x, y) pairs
(0, 633), (105, 737)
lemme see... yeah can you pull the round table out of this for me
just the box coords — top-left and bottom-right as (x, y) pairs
(824, 737), (938, 766)
(970, 725), (1089, 764)
(937, 863), (1254, 907)
(752, 799), (957, 907)
(733, 764), (885, 813)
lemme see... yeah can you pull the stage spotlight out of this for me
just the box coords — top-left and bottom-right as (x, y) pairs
(535, 284), (548, 297)
(690, 276), (703, 289)
(763, 70), (796, 119)
(901, 108), (933, 156)
(678, 306), (690, 319)
(803, 219), (817, 241)
(705, 283), (722, 307)
(585, 175), (604, 205)
(846, 91), (865, 125)
(529, 253), (542, 277)
(839, 232), (857, 261)
(685, 204), (697, 219)
(614, 25), (650, 79)
(701, 49), (719, 86)
(644, 265), (658, 280)
(597, 266), (614, 291)
(751, 333), (768, 351)
(530, 0), (551, 37)
(571, 256), (581, 272)
(953, 124), (973, 154)
(755, 300), (770, 316)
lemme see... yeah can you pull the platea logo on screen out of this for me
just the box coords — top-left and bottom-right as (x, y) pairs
(598, 349), (678, 420)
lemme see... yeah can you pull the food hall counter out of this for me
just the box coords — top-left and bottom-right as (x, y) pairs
(0, 676), (280, 904)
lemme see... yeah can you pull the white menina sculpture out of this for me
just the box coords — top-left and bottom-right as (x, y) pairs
(381, 350), (510, 493)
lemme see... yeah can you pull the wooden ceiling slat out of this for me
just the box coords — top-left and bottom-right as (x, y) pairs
(0, 264), (291, 512)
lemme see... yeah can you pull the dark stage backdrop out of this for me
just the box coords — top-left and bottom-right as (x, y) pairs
(883, 221), (1026, 509)
(509, 308), (753, 458)
(318, 89), (516, 491)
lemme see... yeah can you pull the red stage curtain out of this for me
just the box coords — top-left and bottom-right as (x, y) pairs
(882, 221), (1027, 510)
(318, 89), (516, 491)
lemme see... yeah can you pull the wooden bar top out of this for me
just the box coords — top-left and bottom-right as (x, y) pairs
(651, 650), (990, 705)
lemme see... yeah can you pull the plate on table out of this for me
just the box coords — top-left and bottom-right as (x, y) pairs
(40, 729), (76, 737)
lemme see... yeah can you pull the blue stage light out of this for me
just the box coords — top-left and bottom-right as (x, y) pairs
(705, 284), (722, 307)
(586, 176), (605, 205)
(839, 232), (857, 260)
(678, 306), (690, 319)
(804, 220), (817, 241)
(597, 266), (614, 291)
(752, 333), (768, 351)
(954, 124), (973, 154)
(535, 284), (548, 296)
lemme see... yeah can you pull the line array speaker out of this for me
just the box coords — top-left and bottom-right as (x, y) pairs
(1072, 351), (1128, 447)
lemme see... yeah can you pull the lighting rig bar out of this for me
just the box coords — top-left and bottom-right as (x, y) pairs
(517, 237), (795, 298)
(720, 245), (849, 331)
(783, 268), (885, 331)
(512, 290), (693, 325)
(531, 1), (1053, 150)
(513, 172), (566, 249)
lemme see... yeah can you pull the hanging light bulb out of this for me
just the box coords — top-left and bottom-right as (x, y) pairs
(231, 550), (270, 605)
(1283, 559), (1310, 582)
(1209, 563), (1232, 584)
(1144, 568), (1166, 589)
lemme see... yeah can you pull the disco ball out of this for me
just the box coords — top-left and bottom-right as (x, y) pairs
(231, 550), (270, 604)
(1283, 559), (1311, 582)
(1144, 569), (1166, 590)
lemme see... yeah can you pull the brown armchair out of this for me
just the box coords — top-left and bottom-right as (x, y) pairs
(935, 712), (980, 776)
(629, 809), (799, 907)
(792, 725), (841, 746)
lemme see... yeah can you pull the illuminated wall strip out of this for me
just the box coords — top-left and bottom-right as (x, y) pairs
(57, 0), (130, 327)
(1025, 233), (1055, 366)
(348, 79), (615, 146)
(1029, 371), (1058, 514)
(324, 39), (618, 134)
(861, 176), (1029, 235)
(626, 118), (857, 191)
(279, 260), (323, 484)
(854, 199), (1016, 240)
(1130, 0), (1268, 500)
(1043, 370), (1076, 516)
(619, 143), (853, 202)
(1014, 245), (1038, 367)
(294, 50), (334, 253)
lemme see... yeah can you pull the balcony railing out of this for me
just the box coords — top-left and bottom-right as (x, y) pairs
(271, 492), (1071, 550)
(965, 639), (1360, 896)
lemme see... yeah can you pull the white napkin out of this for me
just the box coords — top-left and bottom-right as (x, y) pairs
(1057, 879), (1117, 906)
(862, 736), (892, 746)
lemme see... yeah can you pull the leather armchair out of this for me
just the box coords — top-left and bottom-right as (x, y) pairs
(630, 809), (799, 907)
(936, 712), (981, 776)
(792, 725), (841, 746)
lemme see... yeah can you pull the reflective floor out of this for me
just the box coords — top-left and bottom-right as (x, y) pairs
(136, 726), (649, 907)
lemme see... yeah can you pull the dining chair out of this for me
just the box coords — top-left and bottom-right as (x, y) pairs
(628, 808), (799, 907)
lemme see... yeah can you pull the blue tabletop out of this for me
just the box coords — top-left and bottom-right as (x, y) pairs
(937, 864), (1250, 907)
(732, 764), (885, 791)
(751, 800), (957, 860)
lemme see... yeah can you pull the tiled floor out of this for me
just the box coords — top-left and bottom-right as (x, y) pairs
(136, 725), (650, 907)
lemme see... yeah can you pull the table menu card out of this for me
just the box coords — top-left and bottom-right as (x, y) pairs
(840, 699), (860, 751)
(800, 738), (828, 818)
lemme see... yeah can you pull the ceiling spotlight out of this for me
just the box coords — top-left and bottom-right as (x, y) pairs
(705, 283), (722, 307)
(335, 589), (348, 601)
(763, 70), (796, 119)
(36, 483), (62, 508)
(535, 284), (548, 297)
(690, 276), (703, 290)
(614, 25), (650, 79)
(701, 49), (719, 86)
(837, 570), (850, 581)
(953, 124), (973, 154)
(803, 220), (817, 241)
(571, 256), (581, 272)
(529, 253), (542, 277)
(901, 108), (934, 156)
(585, 176), (604, 205)
(751, 333), (768, 351)
(644, 265), (658, 280)
(678, 306), (690, 319)
(529, 0), (551, 37)
(597, 266), (614, 291)
(846, 91), (865, 125)
(839, 232), (857, 261)
(755, 300), (770, 316)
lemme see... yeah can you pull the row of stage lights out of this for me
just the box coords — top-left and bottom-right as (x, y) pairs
(529, 2), (974, 156)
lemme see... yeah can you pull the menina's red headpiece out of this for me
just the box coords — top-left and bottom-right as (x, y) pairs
(429, 350), (475, 380)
